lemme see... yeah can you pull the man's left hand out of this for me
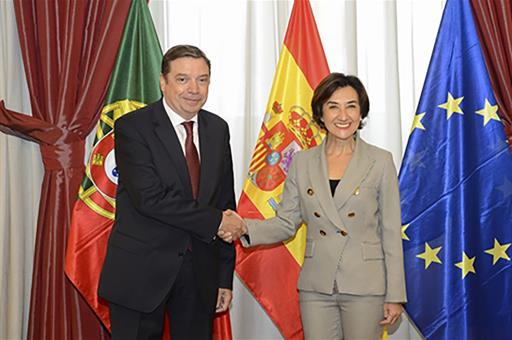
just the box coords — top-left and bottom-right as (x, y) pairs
(215, 288), (233, 313)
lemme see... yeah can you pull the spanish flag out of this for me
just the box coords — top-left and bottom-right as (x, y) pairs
(235, 0), (329, 338)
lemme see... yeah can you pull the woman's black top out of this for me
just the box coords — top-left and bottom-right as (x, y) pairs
(329, 179), (340, 196)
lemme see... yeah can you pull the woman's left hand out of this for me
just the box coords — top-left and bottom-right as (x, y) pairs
(380, 303), (403, 325)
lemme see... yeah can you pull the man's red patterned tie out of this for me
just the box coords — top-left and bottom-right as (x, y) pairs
(182, 121), (200, 198)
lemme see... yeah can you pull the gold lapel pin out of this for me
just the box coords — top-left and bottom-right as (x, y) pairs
(353, 187), (360, 196)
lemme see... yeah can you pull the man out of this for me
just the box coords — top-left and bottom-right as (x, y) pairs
(98, 45), (243, 340)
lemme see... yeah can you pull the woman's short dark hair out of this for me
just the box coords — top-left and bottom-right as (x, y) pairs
(311, 72), (370, 130)
(161, 45), (211, 76)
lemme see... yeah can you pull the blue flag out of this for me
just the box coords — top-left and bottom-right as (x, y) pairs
(399, 0), (512, 339)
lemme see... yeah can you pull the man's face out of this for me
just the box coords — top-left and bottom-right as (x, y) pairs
(160, 57), (210, 120)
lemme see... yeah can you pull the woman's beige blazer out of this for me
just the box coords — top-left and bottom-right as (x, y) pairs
(244, 136), (407, 303)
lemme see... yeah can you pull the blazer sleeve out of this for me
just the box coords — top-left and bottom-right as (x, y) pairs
(243, 155), (303, 246)
(379, 152), (407, 303)
(115, 117), (221, 243)
(216, 129), (236, 289)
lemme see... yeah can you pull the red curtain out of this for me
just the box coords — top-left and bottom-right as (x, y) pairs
(0, 1), (130, 339)
(470, 0), (512, 146)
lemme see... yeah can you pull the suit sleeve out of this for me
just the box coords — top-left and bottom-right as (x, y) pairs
(216, 129), (236, 289)
(379, 153), (407, 303)
(114, 117), (221, 243)
(243, 154), (303, 246)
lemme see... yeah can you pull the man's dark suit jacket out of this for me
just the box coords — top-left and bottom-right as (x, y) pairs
(98, 99), (236, 314)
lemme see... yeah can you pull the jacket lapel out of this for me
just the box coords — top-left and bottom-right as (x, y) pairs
(332, 135), (375, 208)
(152, 100), (193, 197)
(308, 142), (345, 228)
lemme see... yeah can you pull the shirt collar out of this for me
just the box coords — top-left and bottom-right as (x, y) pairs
(162, 98), (198, 127)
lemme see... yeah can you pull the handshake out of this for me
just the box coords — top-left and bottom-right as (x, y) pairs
(217, 209), (247, 243)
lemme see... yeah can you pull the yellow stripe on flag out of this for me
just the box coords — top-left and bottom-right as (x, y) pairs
(244, 181), (285, 218)
(284, 224), (307, 265)
(263, 46), (315, 134)
(252, 46), (318, 265)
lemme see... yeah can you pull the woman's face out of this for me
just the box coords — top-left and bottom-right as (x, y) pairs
(321, 86), (361, 141)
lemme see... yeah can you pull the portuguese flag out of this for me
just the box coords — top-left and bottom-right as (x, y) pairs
(235, 0), (329, 339)
(64, 0), (162, 329)
(65, 0), (232, 338)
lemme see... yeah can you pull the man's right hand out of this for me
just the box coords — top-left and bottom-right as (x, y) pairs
(218, 210), (247, 243)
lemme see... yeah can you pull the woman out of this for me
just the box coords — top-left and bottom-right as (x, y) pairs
(239, 73), (407, 339)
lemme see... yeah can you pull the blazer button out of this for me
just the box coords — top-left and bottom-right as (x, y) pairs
(307, 188), (314, 196)
(319, 230), (326, 236)
(337, 229), (348, 236)
(314, 211), (321, 218)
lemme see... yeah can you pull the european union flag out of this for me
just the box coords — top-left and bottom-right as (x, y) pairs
(398, 0), (512, 339)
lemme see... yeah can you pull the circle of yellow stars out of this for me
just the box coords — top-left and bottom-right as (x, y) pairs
(404, 90), (507, 279)
(410, 92), (501, 135)
(403, 226), (511, 279)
